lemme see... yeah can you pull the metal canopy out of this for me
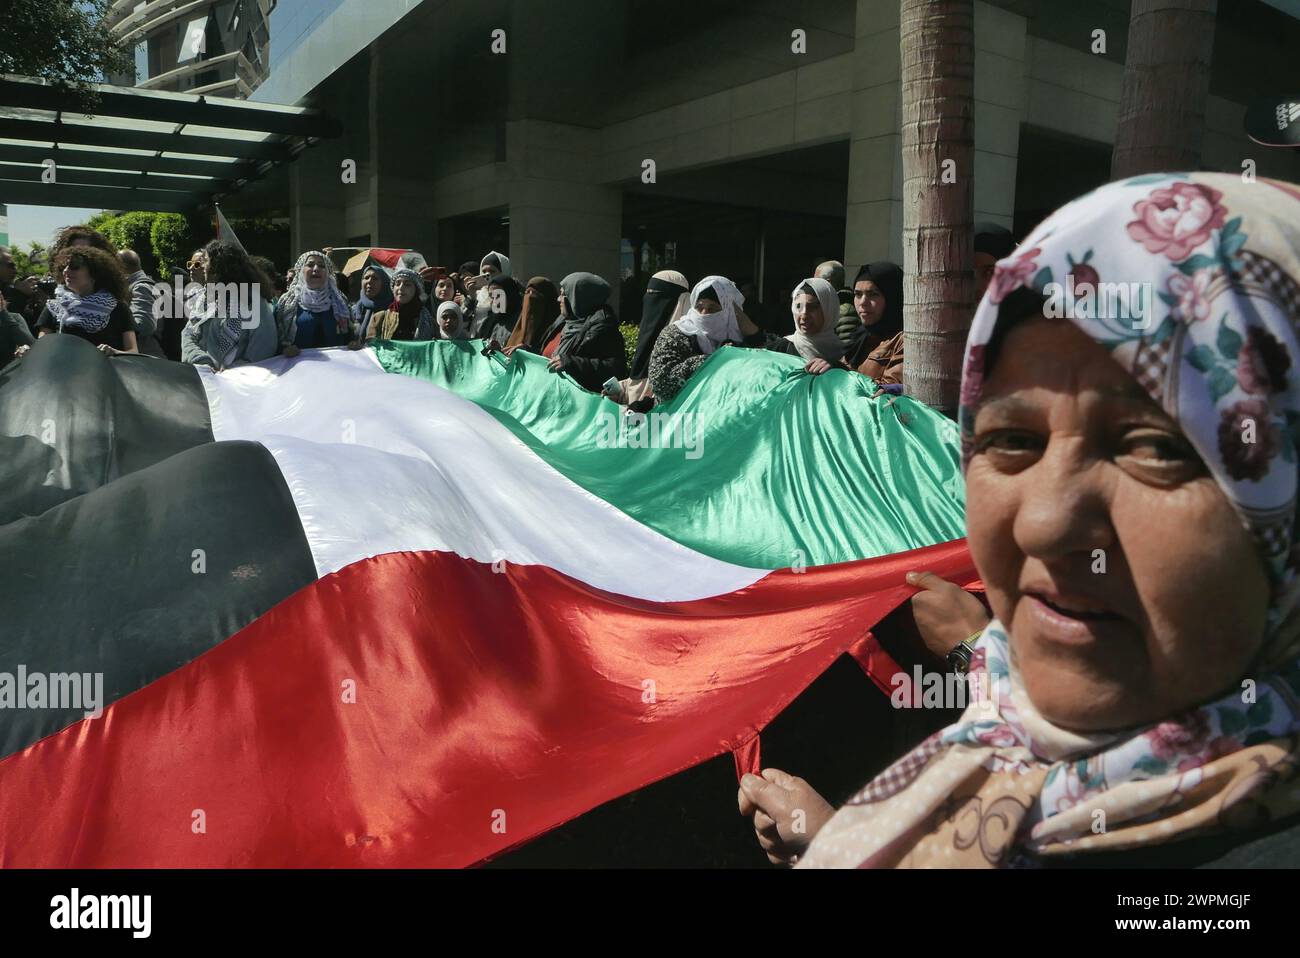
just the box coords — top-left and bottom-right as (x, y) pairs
(0, 74), (341, 212)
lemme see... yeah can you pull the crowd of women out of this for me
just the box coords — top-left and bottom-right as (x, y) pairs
(0, 221), (1020, 408)
(5, 174), (1297, 869)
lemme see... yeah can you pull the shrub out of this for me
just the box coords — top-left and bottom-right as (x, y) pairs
(620, 322), (638, 372)
(225, 216), (290, 273)
(150, 213), (191, 275)
(85, 210), (118, 233)
(101, 211), (158, 273)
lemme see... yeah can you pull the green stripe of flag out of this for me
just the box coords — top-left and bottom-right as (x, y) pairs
(371, 339), (966, 570)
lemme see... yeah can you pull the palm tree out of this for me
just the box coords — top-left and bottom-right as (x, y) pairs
(1111, 0), (1218, 179)
(899, 0), (975, 416)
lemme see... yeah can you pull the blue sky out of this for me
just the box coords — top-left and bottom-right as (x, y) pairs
(5, 205), (101, 250)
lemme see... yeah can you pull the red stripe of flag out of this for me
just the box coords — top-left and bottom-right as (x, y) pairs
(0, 540), (973, 867)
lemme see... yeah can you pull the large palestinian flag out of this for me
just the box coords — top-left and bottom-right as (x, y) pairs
(0, 334), (971, 867)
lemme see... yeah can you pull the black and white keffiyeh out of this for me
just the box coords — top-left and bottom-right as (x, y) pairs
(47, 285), (117, 334)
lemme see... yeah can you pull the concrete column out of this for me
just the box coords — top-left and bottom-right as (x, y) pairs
(972, 1), (1028, 227)
(289, 135), (350, 255)
(504, 120), (622, 308)
(844, 0), (903, 267)
(366, 46), (440, 260)
(498, 0), (625, 306)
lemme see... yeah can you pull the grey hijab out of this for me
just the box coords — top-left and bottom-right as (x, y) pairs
(559, 272), (611, 330)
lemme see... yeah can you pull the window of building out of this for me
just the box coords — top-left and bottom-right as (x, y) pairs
(177, 15), (210, 64)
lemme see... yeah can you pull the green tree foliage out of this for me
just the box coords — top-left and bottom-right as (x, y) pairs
(9, 242), (49, 279)
(85, 211), (120, 233)
(87, 209), (290, 277)
(100, 211), (159, 273)
(225, 216), (291, 274)
(0, 0), (132, 112)
(149, 214), (193, 276)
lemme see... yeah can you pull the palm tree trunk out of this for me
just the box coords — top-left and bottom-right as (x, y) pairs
(1111, 0), (1218, 180)
(900, 0), (975, 416)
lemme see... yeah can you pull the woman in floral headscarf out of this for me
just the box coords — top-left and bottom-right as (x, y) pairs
(276, 251), (353, 356)
(741, 173), (1300, 868)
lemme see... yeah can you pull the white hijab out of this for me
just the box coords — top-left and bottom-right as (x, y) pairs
(480, 251), (512, 278)
(674, 275), (744, 355)
(437, 300), (470, 339)
(785, 277), (846, 362)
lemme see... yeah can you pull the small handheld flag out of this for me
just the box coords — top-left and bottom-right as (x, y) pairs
(214, 204), (247, 252)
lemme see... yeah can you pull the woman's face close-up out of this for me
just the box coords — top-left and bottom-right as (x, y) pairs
(303, 257), (328, 289)
(793, 292), (824, 335)
(853, 280), (885, 326)
(437, 310), (458, 335)
(393, 277), (416, 305)
(361, 271), (381, 298)
(965, 316), (1270, 732)
(435, 278), (454, 301)
(695, 297), (721, 315)
(64, 261), (93, 296)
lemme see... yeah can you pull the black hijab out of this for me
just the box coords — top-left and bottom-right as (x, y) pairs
(630, 272), (689, 379)
(852, 261), (904, 340)
(479, 274), (523, 342)
(974, 222), (1016, 260)
(487, 273), (523, 317)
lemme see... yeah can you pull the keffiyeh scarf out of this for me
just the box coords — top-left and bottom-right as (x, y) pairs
(48, 285), (117, 334)
(280, 251), (351, 334)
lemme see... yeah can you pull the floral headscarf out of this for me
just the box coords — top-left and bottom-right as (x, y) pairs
(279, 251), (350, 334)
(801, 173), (1300, 868)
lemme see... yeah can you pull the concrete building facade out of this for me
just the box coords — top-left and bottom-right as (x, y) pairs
(226, 0), (1300, 309)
